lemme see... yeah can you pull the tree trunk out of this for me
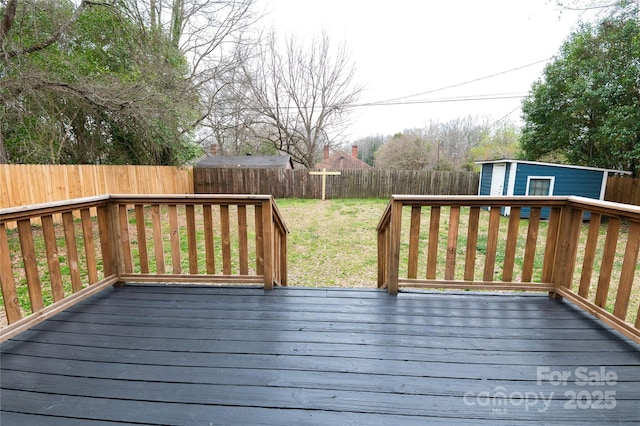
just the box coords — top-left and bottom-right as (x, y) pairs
(0, 128), (7, 164)
(0, 0), (17, 44)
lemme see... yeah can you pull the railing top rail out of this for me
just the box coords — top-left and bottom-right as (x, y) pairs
(376, 202), (393, 232)
(0, 194), (291, 236)
(109, 193), (276, 204)
(386, 195), (640, 217)
(568, 196), (640, 219)
(0, 195), (111, 223)
(376, 195), (571, 232)
(377, 194), (640, 231)
(270, 200), (290, 234)
(389, 194), (571, 207)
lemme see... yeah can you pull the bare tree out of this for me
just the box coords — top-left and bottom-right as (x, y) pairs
(426, 116), (490, 170)
(124, 0), (261, 134)
(557, 0), (638, 13)
(467, 120), (521, 169)
(374, 131), (433, 170)
(371, 117), (491, 170)
(241, 31), (363, 168)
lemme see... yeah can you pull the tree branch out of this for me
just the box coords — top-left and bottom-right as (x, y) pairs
(2, 0), (113, 59)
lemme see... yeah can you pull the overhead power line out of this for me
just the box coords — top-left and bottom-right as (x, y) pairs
(350, 92), (528, 108)
(361, 58), (551, 106)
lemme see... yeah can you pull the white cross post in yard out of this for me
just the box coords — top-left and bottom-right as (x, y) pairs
(309, 168), (341, 200)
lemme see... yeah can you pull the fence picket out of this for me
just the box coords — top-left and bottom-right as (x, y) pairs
(0, 165), (193, 209)
(194, 168), (479, 198)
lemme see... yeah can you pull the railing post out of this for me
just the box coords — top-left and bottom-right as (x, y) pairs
(388, 199), (403, 295)
(261, 199), (274, 290)
(550, 203), (583, 298)
(97, 201), (122, 282)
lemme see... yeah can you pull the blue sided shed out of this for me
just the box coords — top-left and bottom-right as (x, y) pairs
(476, 160), (631, 218)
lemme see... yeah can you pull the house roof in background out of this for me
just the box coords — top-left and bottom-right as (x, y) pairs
(314, 150), (372, 170)
(196, 155), (294, 169)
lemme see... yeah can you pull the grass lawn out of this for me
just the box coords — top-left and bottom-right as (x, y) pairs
(276, 198), (387, 287)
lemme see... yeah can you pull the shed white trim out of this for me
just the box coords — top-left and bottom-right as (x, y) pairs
(475, 159), (631, 175)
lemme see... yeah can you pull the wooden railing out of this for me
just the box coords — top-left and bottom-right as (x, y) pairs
(377, 195), (640, 343)
(0, 194), (288, 340)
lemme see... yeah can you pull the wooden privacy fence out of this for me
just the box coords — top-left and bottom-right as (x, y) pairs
(0, 164), (193, 208)
(0, 194), (288, 340)
(3, 164), (636, 207)
(377, 195), (640, 343)
(194, 168), (480, 198)
(605, 175), (640, 205)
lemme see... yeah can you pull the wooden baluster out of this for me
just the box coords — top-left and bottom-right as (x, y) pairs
(521, 207), (541, 283)
(483, 208), (501, 282)
(203, 204), (216, 274)
(0, 223), (22, 323)
(255, 205), (264, 276)
(377, 225), (388, 288)
(595, 217), (620, 308)
(238, 205), (249, 275)
(151, 204), (165, 274)
(464, 207), (480, 281)
(578, 213), (602, 298)
(445, 206), (460, 280)
(502, 207), (520, 282)
(80, 208), (99, 284)
(407, 206), (421, 279)
(273, 229), (280, 285)
(186, 204), (198, 274)
(279, 221), (288, 286)
(613, 221), (640, 320)
(542, 207), (562, 284)
(62, 212), (83, 293)
(17, 219), (44, 312)
(168, 205), (181, 274)
(426, 206), (440, 279)
(220, 205), (231, 275)
(134, 205), (149, 273)
(551, 205), (583, 290)
(118, 205), (133, 274)
(260, 200), (274, 290)
(97, 205), (115, 277)
(41, 215), (64, 301)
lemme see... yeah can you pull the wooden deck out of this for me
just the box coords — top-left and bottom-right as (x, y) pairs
(1, 285), (638, 425)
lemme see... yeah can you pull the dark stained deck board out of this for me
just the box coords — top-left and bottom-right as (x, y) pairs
(2, 285), (639, 425)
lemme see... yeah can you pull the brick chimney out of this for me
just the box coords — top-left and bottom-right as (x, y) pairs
(324, 144), (330, 160)
(209, 144), (218, 155)
(351, 145), (358, 158)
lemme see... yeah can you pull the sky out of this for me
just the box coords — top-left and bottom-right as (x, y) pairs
(257, 0), (595, 140)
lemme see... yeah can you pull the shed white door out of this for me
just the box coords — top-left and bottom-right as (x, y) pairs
(490, 164), (506, 196)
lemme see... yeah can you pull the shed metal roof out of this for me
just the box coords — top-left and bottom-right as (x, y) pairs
(475, 159), (632, 175)
(196, 155), (293, 169)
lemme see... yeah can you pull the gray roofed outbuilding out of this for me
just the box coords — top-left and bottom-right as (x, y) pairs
(196, 155), (294, 169)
